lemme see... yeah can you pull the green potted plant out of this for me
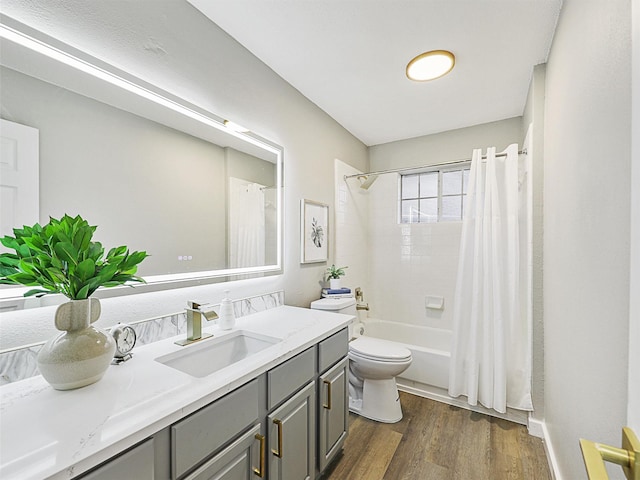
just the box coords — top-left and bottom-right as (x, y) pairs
(0, 214), (148, 390)
(325, 264), (347, 290)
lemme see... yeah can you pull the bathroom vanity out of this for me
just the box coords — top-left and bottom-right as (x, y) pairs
(0, 306), (352, 480)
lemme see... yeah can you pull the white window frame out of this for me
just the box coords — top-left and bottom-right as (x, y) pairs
(398, 163), (470, 224)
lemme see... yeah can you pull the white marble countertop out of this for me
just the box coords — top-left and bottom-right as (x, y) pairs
(0, 305), (353, 480)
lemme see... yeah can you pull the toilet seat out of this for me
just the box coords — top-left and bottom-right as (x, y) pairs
(349, 336), (412, 362)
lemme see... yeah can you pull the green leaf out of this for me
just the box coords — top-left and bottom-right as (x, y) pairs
(0, 255), (20, 267)
(24, 288), (53, 297)
(76, 284), (91, 300)
(0, 264), (19, 276)
(22, 236), (45, 253)
(18, 259), (38, 276)
(8, 272), (39, 285)
(73, 225), (93, 253)
(123, 250), (148, 269)
(0, 236), (20, 250)
(95, 263), (119, 283)
(76, 258), (96, 282)
(17, 243), (32, 258)
(54, 242), (79, 266)
(106, 245), (124, 256)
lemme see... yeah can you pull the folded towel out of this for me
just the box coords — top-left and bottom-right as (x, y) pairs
(324, 288), (351, 294)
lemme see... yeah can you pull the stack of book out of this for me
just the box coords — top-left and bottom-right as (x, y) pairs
(321, 287), (352, 298)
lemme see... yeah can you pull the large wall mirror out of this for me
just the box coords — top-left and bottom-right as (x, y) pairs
(0, 16), (283, 309)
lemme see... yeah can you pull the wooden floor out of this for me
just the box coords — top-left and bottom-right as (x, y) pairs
(322, 392), (551, 480)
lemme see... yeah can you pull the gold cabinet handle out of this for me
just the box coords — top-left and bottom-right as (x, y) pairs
(580, 427), (639, 480)
(272, 419), (283, 458)
(253, 433), (265, 477)
(323, 379), (332, 410)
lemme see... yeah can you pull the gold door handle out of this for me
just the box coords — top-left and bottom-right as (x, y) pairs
(323, 379), (332, 410)
(272, 419), (283, 458)
(580, 427), (639, 480)
(253, 433), (265, 477)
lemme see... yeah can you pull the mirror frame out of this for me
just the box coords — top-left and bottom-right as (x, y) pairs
(0, 15), (283, 306)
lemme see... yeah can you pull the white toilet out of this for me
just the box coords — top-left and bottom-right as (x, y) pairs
(310, 297), (412, 423)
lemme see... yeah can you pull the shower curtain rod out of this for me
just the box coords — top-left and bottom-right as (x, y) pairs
(344, 149), (527, 180)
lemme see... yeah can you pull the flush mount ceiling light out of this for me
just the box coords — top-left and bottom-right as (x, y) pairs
(406, 50), (455, 82)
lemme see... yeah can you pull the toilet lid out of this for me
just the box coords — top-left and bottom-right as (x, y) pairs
(349, 336), (412, 361)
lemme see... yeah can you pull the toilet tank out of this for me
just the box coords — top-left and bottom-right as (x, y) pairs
(310, 297), (357, 315)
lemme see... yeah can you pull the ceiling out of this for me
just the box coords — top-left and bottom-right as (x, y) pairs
(188, 1), (562, 146)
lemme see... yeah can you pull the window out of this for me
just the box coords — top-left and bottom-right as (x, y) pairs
(400, 166), (470, 223)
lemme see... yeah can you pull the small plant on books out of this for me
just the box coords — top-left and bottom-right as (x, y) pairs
(325, 264), (347, 280)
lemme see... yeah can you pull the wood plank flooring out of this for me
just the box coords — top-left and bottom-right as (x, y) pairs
(322, 392), (551, 480)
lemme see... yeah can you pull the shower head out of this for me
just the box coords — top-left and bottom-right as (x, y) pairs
(356, 174), (378, 190)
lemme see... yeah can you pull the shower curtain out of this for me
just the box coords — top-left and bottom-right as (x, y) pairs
(229, 179), (265, 268)
(448, 143), (532, 413)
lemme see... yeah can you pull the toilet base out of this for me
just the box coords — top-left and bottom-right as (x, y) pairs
(349, 378), (403, 423)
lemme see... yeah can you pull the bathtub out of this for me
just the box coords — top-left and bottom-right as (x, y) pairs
(360, 319), (451, 390)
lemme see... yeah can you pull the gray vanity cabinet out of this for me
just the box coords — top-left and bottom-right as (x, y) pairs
(80, 438), (155, 480)
(76, 328), (350, 480)
(267, 381), (316, 480)
(318, 357), (349, 472)
(317, 328), (349, 473)
(183, 424), (264, 480)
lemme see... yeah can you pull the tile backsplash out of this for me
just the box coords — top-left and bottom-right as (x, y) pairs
(0, 290), (284, 385)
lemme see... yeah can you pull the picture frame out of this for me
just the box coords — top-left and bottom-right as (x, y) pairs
(300, 199), (329, 264)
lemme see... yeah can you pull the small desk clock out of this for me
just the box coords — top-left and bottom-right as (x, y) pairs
(111, 323), (137, 364)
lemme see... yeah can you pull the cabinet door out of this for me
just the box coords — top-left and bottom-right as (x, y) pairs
(184, 424), (264, 480)
(318, 357), (349, 472)
(268, 381), (316, 480)
(81, 438), (154, 480)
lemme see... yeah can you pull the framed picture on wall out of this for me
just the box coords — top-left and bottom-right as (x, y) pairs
(300, 199), (329, 264)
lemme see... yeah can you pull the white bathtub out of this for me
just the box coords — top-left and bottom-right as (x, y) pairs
(360, 319), (530, 425)
(361, 319), (451, 390)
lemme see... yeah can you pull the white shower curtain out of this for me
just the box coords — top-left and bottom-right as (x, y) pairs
(229, 179), (265, 268)
(448, 143), (532, 413)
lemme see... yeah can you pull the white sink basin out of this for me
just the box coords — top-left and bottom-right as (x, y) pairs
(156, 330), (281, 378)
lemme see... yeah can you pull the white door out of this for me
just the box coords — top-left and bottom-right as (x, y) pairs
(0, 118), (39, 244)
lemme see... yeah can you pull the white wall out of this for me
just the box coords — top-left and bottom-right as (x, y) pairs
(0, 0), (367, 347)
(543, 1), (631, 478)
(366, 118), (522, 331)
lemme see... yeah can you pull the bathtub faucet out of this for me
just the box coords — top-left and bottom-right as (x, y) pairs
(355, 287), (364, 303)
(356, 303), (369, 311)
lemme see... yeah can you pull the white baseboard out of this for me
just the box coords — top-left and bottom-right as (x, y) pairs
(540, 421), (562, 480)
(397, 379), (528, 425)
(528, 416), (545, 438)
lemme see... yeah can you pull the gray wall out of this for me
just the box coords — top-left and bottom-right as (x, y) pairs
(521, 64), (546, 425)
(369, 117), (522, 171)
(0, 0), (367, 347)
(543, 1), (631, 478)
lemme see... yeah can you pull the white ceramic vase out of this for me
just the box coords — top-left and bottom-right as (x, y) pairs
(37, 298), (116, 390)
(330, 278), (341, 290)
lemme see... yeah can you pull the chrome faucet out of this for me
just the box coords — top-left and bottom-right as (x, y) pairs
(175, 301), (219, 346)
